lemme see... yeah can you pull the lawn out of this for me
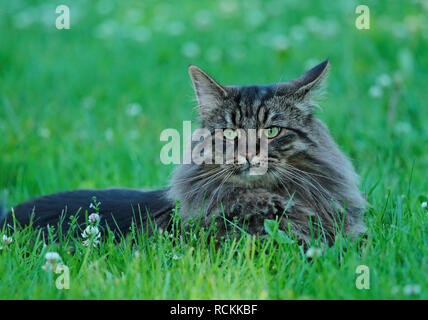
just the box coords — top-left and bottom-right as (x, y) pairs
(0, 0), (427, 299)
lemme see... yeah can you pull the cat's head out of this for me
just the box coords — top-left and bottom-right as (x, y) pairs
(188, 60), (329, 187)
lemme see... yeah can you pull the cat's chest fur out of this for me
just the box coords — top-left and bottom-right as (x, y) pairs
(171, 182), (292, 222)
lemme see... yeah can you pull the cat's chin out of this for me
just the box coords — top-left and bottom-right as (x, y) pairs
(228, 169), (271, 187)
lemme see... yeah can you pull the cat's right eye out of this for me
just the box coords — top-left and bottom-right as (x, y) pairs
(223, 129), (238, 140)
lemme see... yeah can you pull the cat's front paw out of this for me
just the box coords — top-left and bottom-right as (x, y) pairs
(268, 193), (292, 216)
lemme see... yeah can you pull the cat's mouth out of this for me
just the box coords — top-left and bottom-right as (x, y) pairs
(238, 163), (251, 173)
(227, 165), (270, 186)
(236, 163), (269, 177)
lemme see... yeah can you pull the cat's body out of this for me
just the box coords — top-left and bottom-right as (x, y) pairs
(1, 60), (367, 244)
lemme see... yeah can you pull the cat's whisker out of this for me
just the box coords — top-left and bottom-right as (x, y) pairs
(275, 165), (340, 220)
(268, 170), (291, 198)
(192, 167), (234, 195)
(212, 169), (235, 206)
(173, 167), (224, 186)
(285, 164), (347, 186)
(275, 166), (328, 202)
(283, 164), (332, 197)
(177, 167), (231, 198)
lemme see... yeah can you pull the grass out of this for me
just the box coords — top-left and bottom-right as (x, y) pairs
(0, 0), (427, 299)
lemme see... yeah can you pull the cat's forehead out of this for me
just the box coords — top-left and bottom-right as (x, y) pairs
(217, 85), (295, 128)
(228, 84), (276, 101)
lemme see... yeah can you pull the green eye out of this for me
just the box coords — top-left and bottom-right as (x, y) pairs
(223, 129), (238, 140)
(264, 127), (281, 139)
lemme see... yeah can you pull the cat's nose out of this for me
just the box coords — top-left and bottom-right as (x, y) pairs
(246, 152), (260, 164)
(237, 153), (260, 166)
(245, 152), (255, 162)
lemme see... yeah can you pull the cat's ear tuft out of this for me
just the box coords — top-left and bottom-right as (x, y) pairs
(294, 59), (329, 96)
(276, 59), (329, 100)
(188, 65), (228, 117)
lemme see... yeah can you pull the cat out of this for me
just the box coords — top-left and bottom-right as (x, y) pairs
(0, 60), (367, 244)
(168, 60), (367, 243)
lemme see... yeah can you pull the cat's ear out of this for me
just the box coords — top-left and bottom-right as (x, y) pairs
(276, 59), (329, 101)
(188, 65), (228, 117)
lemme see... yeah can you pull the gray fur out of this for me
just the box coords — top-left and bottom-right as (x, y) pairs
(168, 60), (367, 243)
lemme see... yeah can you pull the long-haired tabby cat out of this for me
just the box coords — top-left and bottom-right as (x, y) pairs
(0, 60), (367, 244)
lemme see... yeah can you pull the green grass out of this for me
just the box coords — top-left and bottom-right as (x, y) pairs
(0, 0), (427, 299)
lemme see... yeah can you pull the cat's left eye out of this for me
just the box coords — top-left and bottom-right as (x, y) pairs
(263, 127), (281, 139)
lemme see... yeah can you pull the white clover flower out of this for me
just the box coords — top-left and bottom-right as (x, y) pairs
(2, 234), (12, 245)
(130, 26), (151, 43)
(45, 252), (62, 263)
(219, 0), (237, 14)
(245, 10), (265, 27)
(82, 239), (100, 247)
(82, 225), (100, 238)
(37, 128), (51, 139)
(129, 129), (139, 140)
(403, 284), (421, 295)
(166, 21), (185, 36)
(270, 34), (288, 51)
(304, 16), (321, 32)
(82, 225), (101, 247)
(369, 85), (383, 98)
(305, 247), (323, 258)
(172, 254), (180, 260)
(93, 20), (119, 39)
(376, 74), (392, 87)
(42, 251), (64, 272)
(125, 103), (142, 117)
(394, 121), (412, 134)
(194, 10), (212, 28)
(42, 263), (53, 272)
(88, 213), (100, 223)
(42, 262), (64, 273)
(104, 128), (114, 142)
(181, 42), (200, 58)
(421, 202), (427, 209)
(290, 26), (306, 42)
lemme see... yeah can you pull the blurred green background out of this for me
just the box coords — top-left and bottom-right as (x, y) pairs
(0, 0), (427, 209)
